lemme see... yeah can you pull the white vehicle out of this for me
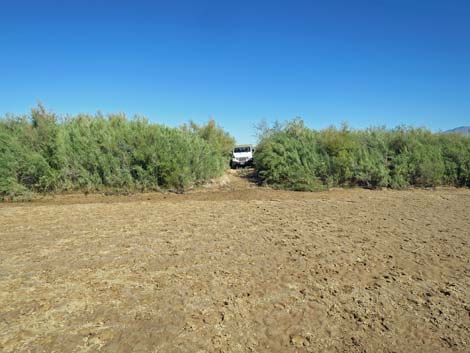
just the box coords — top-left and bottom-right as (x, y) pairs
(230, 145), (254, 168)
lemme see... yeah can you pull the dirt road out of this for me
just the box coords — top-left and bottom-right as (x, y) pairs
(1, 171), (469, 352)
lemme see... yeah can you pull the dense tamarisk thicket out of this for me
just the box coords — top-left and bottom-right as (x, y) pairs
(180, 119), (235, 159)
(254, 119), (470, 191)
(0, 105), (234, 200)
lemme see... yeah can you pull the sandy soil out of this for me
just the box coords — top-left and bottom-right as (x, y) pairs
(1, 171), (469, 352)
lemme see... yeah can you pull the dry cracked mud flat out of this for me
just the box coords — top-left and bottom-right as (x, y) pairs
(1, 171), (469, 352)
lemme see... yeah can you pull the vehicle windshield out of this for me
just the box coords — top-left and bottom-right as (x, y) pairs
(234, 146), (251, 153)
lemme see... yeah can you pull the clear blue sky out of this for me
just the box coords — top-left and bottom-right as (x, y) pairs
(1, 0), (469, 144)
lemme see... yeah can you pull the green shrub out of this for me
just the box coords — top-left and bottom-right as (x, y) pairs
(182, 119), (236, 159)
(0, 129), (24, 198)
(437, 134), (470, 186)
(0, 105), (232, 200)
(254, 119), (470, 190)
(254, 119), (322, 190)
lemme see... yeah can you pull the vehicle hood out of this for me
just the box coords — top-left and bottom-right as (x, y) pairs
(233, 152), (252, 158)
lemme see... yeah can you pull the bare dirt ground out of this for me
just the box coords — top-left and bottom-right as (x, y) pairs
(1, 170), (469, 353)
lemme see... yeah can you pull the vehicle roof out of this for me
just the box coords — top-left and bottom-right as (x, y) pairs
(234, 144), (252, 148)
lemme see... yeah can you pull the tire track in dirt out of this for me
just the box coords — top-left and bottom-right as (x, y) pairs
(1, 174), (469, 352)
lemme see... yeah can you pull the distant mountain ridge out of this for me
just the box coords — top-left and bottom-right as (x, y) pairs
(443, 126), (470, 136)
